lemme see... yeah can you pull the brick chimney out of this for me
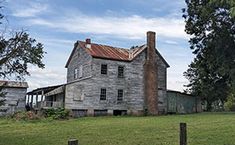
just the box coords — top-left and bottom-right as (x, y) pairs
(144, 31), (158, 115)
(85, 38), (91, 48)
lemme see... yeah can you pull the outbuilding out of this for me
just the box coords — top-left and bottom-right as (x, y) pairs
(0, 80), (28, 116)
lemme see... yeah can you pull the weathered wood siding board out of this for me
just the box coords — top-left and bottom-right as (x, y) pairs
(65, 50), (145, 111)
(167, 91), (202, 114)
(0, 87), (27, 116)
(156, 53), (168, 113)
(67, 46), (92, 83)
(65, 46), (168, 115)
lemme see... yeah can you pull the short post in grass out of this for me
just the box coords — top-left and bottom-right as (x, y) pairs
(180, 123), (187, 145)
(68, 139), (78, 145)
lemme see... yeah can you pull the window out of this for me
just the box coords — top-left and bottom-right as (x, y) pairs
(100, 88), (106, 100)
(74, 68), (78, 79)
(117, 89), (123, 101)
(79, 65), (83, 78)
(74, 66), (83, 79)
(101, 64), (107, 74)
(118, 66), (124, 78)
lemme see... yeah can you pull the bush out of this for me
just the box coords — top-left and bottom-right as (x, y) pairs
(43, 108), (70, 120)
(12, 111), (40, 121)
(224, 93), (235, 111)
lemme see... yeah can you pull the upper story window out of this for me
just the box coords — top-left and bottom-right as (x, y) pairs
(118, 66), (124, 78)
(74, 68), (78, 79)
(79, 65), (83, 78)
(101, 64), (107, 74)
(74, 65), (83, 79)
(117, 89), (123, 101)
(100, 88), (106, 100)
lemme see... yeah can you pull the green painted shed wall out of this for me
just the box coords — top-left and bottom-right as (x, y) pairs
(167, 91), (202, 114)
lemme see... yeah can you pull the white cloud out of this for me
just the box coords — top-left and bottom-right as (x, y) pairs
(26, 66), (66, 91)
(26, 14), (188, 39)
(164, 40), (179, 45)
(11, 2), (48, 17)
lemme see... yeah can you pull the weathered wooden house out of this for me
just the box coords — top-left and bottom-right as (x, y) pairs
(65, 31), (169, 116)
(0, 80), (28, 116)
(27, 31), (170, 116)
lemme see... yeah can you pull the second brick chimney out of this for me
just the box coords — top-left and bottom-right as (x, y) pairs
(85, 38), (91, 49)
(144, 31), (158, 115)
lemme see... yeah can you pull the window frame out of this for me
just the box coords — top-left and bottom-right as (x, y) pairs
(74, 68), (78, 79)
(117, 89), (124, 101)
(100, 88), (107, 100)
(79, 65), (83, 78)
(118, 66), (124, 78)
(101, 64), (108, 75)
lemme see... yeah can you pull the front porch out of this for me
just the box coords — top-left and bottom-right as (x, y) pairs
(37, 101), (64, 108)
(26, 84), (65, 110)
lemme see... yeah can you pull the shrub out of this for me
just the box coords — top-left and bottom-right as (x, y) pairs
(43, 108), (70, 120)
(224, 93), (235, 111)
(12, 111), (40, 121)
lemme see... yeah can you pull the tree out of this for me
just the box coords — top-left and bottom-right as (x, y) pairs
(0, 31), (45, 79)
(0, 6), (45, 106)
(183, 0), (235, 110)
(210, 0), (235, 17)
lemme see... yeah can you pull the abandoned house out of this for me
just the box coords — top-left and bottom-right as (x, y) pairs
(0, 80), (28, 116)
(65, 31), (170, 116)
(27, 31), (171, 116)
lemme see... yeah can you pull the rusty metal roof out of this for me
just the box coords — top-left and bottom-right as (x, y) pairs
(65, 41), (144, 67)
(65, 40), (169, 68)
(78, 41), (131, 61)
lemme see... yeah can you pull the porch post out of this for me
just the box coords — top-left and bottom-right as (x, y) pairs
(36, 93), (38, 108)
(41, 90), (44, 108)
(30, 95), (33, 108)
(41, 90), (44, 101)
(27, 95), (30, 103)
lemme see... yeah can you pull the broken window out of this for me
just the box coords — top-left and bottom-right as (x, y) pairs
(100, 88), (106, 100)
(117, 89), (123, 101)
(74, 68), (78, 79)
(101, 64), (107, 74)
(118, 66), (124, 78)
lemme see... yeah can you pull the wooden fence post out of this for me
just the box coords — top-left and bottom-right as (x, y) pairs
(180, 123), (187, 145)
(68, 139), (78, 145)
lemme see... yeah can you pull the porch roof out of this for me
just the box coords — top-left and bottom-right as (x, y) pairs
(44, 85), (65, 97)
(27, 84), (64, 95)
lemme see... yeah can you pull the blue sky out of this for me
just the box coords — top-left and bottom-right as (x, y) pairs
(3, 0), (194, 91)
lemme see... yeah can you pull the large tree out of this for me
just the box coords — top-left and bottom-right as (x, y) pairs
(183, 0), (235, 110)
(0, 6), (45, 106)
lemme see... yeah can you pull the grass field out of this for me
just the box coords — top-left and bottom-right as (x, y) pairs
(0, 113), (235, 145)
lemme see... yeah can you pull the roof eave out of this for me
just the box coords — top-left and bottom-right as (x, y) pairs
(65, 41), (79, 68)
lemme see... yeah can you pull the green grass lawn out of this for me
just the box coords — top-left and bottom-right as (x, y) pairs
(0, 113), (235, 145)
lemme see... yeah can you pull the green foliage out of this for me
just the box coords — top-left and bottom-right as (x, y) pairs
(43, 108), (70, 120)
(210, 0), (235, 17)
(12, 111), (40, 121)
(224, 93), (235, 111)
(183, 0), (235, 110)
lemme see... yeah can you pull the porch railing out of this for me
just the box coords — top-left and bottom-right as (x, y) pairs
(38, 101), (63, 108)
